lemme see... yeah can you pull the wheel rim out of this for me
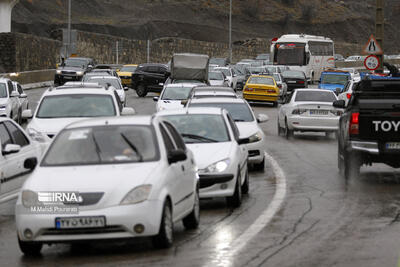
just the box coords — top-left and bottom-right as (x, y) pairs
(164, 205), (173, 242)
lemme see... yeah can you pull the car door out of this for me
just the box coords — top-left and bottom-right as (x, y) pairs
(163, 121), (195, 213)
(226, 114), (247, 182)
(146, 66), (161, 90)
(1, 121), (38, 196)
(159, 124), (189, 219)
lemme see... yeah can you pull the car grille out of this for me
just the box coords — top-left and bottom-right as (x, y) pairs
(63, 192), (104, 206)
(41, 225), (126, 236)
(249, 150), (260, 157)
(62, 71), (77, 75)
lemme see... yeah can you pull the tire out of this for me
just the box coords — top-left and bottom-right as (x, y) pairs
(344, 152), (361, 180)
(136, 83), (148, 97)
(338, 147), (345, 176)
(226, 169), (242, 208)
(284, 119), (293, 139)
(152, 200), (174, 249)
(241, 166), (250, 194)
(17, 109), (22, 125)
(272, 101), (278, 107)
(277, 119), (283, 136)
(18, 237), (42, 256)
(253, 157), (265, 172)
(182, 188), (200, 230)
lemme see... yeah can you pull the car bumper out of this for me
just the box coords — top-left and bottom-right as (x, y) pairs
(287, 115), (339, 131)
(198, 174), (235, 198)
(16, 200), (164, 242)
(55, 74), (83, 84)
(245, 140), (264, 164)
(243, 93), (279, 102)
(120, 78), (131, 86)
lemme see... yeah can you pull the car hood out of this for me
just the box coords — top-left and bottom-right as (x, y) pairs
(235, 121), (259, 138)
(186, 142), (233, 169)
(58, 66), (84, 72)
(22, 162), (160, 207)
(28, 117), (89, 135)
(319, 84), (344, 91)
(158, 100), (184, 110)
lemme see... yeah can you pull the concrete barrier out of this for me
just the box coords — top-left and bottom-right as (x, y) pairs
(0, 69), (54, 89)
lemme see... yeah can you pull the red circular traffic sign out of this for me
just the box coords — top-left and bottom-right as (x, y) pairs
(364, 55), (380, 71)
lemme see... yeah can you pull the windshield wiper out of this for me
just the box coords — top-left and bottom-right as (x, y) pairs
(91, 133), (102, 162)
(234, 119), (246, 122)
(181, 133), (218, 143)
(120, 133), (143, 162)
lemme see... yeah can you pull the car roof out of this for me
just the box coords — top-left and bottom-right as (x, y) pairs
(193, 90), (236, 96)
(45, 85), (115, 96)
(165, 83), (199, 88)
(65, 116), (154, 129)
(157, 107), (224, 116)
(122, 64), (138, 67)
(249, 74), (274, 78)
(86, 76), (119, 80)
(189, 97), (246, 104)
(193, 86), (234, 91)
(294, 88), (336, 93)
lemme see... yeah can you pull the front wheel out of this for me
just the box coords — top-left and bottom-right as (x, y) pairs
(241, 167), (250, 194)
(226, 170), (242, 208)
(182, 189), (200, 230)
(152, 200), (173, 249)
(284, 119), (293, 139)
(343, 152), (361, 179)
(136, 84), (148, 97)
(18, 238), (42, 256)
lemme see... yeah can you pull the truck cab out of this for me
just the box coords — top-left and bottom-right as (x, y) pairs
(319, 70), (351, 95)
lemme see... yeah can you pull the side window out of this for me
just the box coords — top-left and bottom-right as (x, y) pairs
(160, 124), (175, 153)
(17, 84), (23, 95)
(163, 122), (186, 151)
(0, 123), (12, 150)
(113, 91), (123, 112)
(7, 81), (13, 95)
(4, 121), (29, 147)
(226, 114), (240, 141)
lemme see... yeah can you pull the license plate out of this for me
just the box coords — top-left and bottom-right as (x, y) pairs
(386, 142), (400, 150)
(64, 76), (73, 80)
(310, 110), (328, 115)
(55, 216), (106, 229)
(287, 81), (296, 83)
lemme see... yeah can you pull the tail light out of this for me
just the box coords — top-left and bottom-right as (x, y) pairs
(297, 81), (305, 84)
(267, 89), (276, 93)
(292, 109), (307, 115)
(244, 87), (254, 92)
(346, 93), (352, 99)
(349, 112), (359, 135)
(277, 84), (282, 88)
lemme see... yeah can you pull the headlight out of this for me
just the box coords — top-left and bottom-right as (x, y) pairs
(27, 128), (48, 143)
(200, 159), (230, 174)
(56, 70), (62, 74)
(120, 185), (152, 205)
(76, 71), (84, 76)
(249, 131), (263, 143)
(22, 190), (38, 208)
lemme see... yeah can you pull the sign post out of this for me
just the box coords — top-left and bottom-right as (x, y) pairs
(362, 34), (383, 72)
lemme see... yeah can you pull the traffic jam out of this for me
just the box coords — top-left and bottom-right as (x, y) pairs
(1, 33), (400, 266)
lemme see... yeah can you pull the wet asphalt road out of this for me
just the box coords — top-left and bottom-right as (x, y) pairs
(1, 87), (400, 267)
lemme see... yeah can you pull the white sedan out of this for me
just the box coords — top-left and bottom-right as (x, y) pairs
(158, 108), (249, 207)
(154, 83), (198, 112)
(278, 89), (342, 138)
(16, 116), (199, 255)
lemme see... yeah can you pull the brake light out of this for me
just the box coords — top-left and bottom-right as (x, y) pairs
(349, 112), (359, 135)
(267, 89), (276, 93)
(346, 93), (351, 99)
(297, 81), (305, 84)
(292, 109), (307, 115)
(277, 84), (282, 88)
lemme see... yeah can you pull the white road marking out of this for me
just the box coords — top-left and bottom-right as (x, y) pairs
(228, 152), (287, 261)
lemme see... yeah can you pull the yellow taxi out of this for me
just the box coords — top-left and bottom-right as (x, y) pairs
(243, 75), (280, 106)
(117, 64), (138, 87)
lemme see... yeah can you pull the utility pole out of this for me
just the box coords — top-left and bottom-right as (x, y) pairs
(229, 0), (232, 63)
(67, 0), (71, 58)
(375, 0), (384, 73)
(147, 39), (150, 63)
(116, 41), (119, 64)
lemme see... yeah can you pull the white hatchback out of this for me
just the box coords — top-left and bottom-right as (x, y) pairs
(154, 83), (198, 112)
(158, 108), (249, 207)
(15, 116), (199, 255)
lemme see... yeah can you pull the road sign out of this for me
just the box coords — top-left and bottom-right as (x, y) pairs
(362, 35), (383, 55)
(364, 54), (380, 71)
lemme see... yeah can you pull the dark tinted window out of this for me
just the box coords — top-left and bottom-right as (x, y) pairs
(160, 124), (175, 152)
(17, 84), (23, 95)
(0, 123), (12, 150)
(164, 122), (186, 151)
(295, 91), (337, 102)
(7, 81), (13, 95)
(226, 114), (240, 141)
(4, 121), (29, 147)
(148, 66), (159, 73)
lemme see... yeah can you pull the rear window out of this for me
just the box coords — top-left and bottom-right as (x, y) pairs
(295, 91), (337, 102)
(190, 102), (254, 122)
(248, 77), (275, 86)
(282, 71), (305, 79)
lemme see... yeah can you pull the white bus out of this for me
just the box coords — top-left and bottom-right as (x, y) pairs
(270, 34), (335, 82)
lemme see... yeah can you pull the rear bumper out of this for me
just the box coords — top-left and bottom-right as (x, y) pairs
(243, 93), (279, 102)
(349, 141), (379, 154)
(288, 115), (339, 131)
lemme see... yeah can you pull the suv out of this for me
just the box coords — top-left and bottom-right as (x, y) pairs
(0, 78), (21, 123)
(131, 63), (170, 97)
(22, 83), (135, 143)
(335, 77), (400, 179)
(54, 57), (96, 86)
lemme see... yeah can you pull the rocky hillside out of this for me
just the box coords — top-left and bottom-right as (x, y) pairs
(11, 0), (400, 54)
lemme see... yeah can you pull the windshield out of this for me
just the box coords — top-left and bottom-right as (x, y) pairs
(190, 102), (254, 122)
(295, 91), (337, 102)
(164, 114), (230, 143)
(88, 78), (122, 89)
(282, 71), (305, 79)
(42, 125), (159, 166)
(248, 77), (275, 85)
(209, 72), (224, 80)
(36, 95), (116, 118)
(64, 59), (88, 68)
(321, 74), (349, 85)
(273, 74), (281, 82)
(120, 66), (137, 72)
(274, 43), (306, 66)
(161, 86), (193, 100)
(0, 83), (7, 98)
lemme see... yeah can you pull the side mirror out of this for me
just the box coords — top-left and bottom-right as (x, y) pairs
(181, 99), (188, 106)
(333, 100), (346, 108)
(121, 107), (136, 116)
(2, 144), (21, 156)
(22, 109), (33, 119)
(11, 91), (19, 98)
(24, 157), (38, 170)
(257, 114), (269, 123)
(238, 138), (250, 145)
(168, 149), (187, 164)
(335, 88), (342, 95)
(123, 87), (129, 91)
(19, 93), (27, 98)
(153, 96), (159, 102)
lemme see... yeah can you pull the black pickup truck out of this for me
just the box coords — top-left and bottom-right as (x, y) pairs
(131, 63), (170, 97)
(334, 77), (400, 179)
